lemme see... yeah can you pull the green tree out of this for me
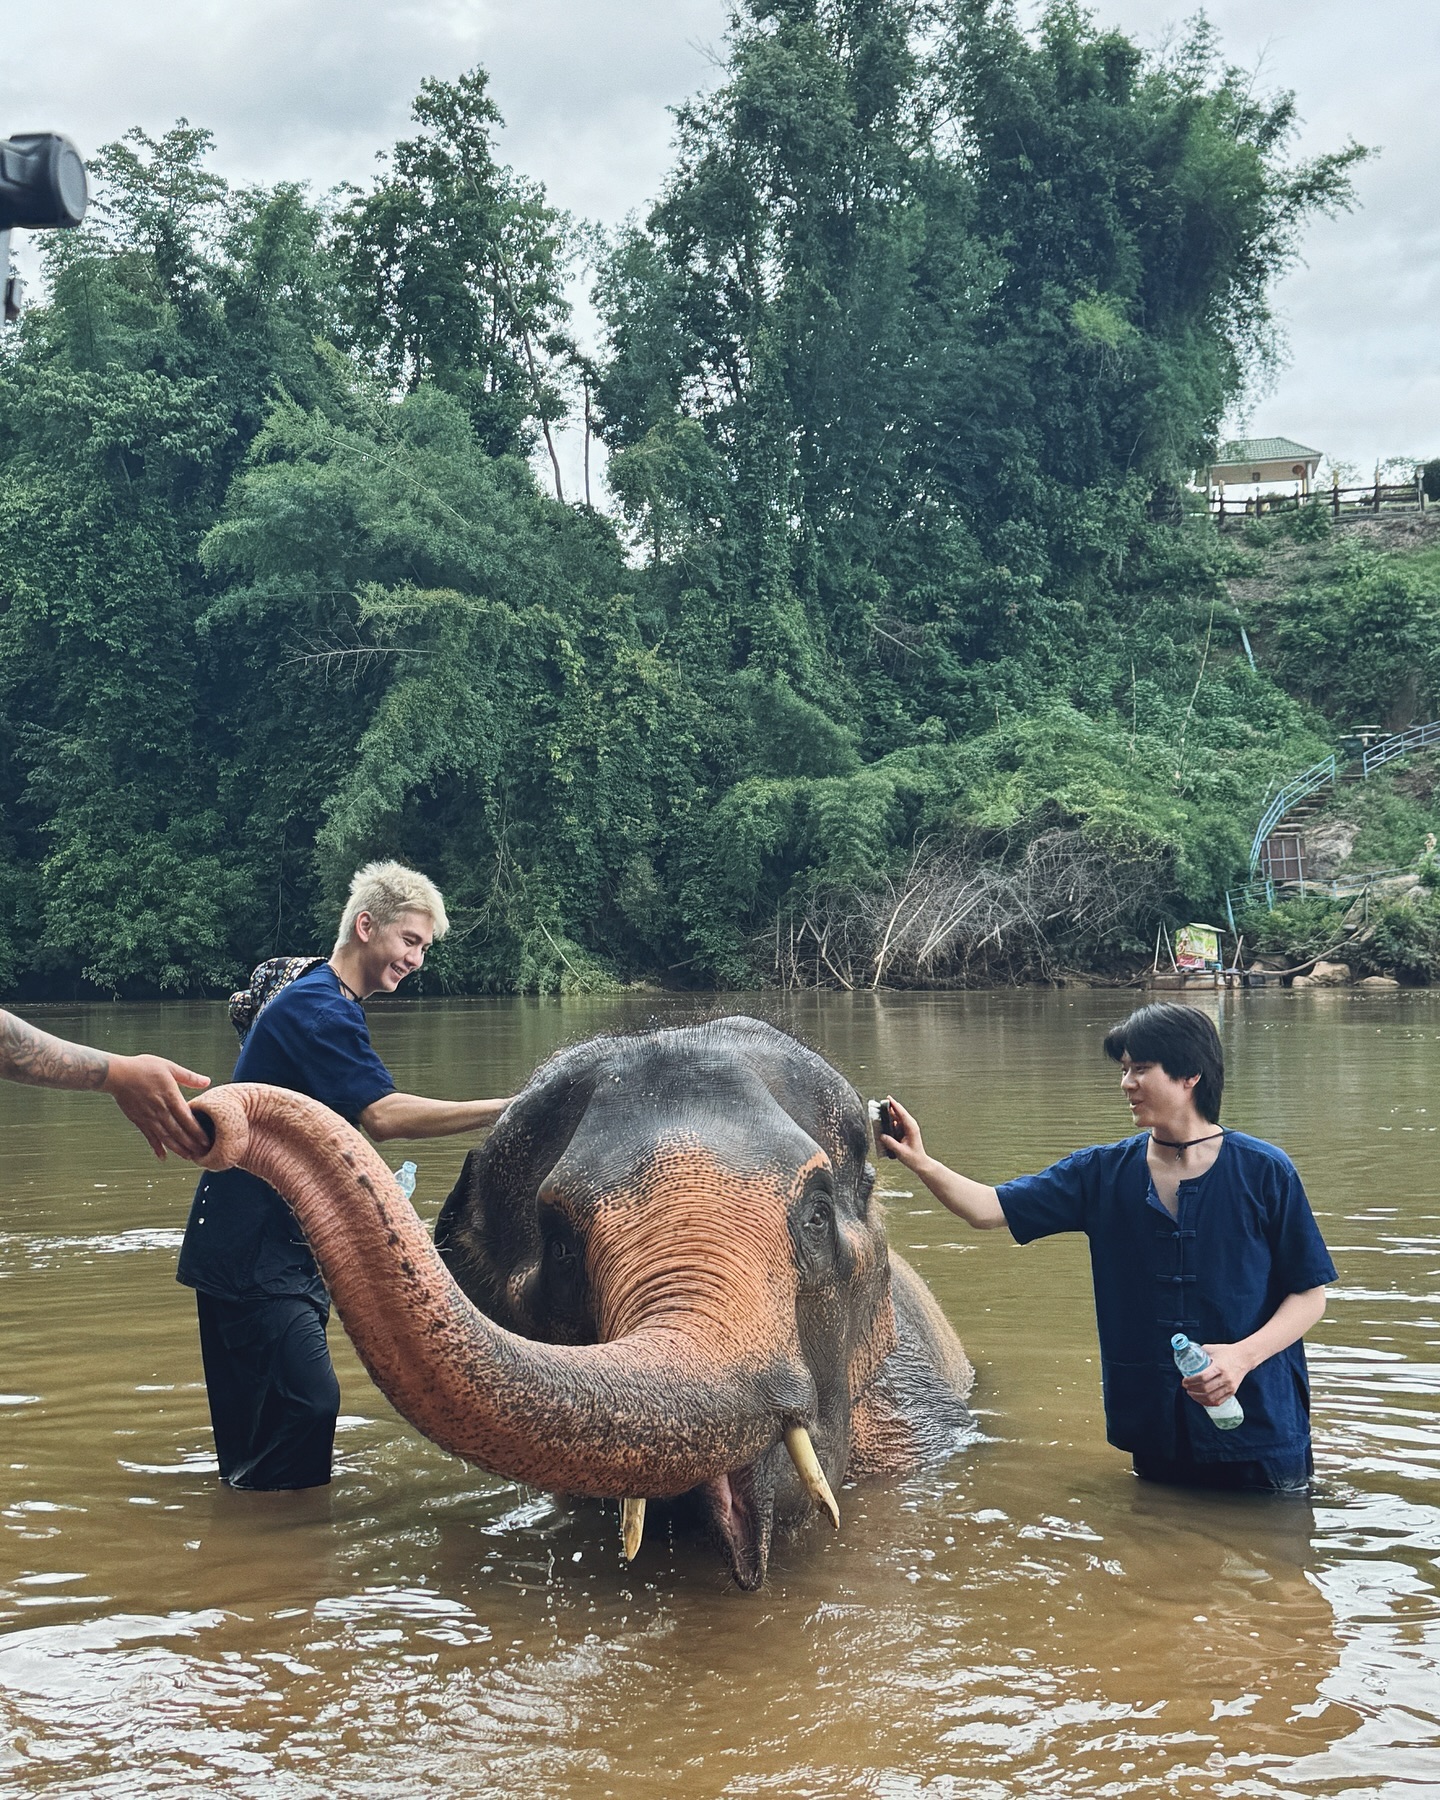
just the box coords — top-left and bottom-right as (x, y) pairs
(335, 68), (576, 483)
(0, 19), (1377, 999)
(0, 126), (344, 991)
(589, 0), (1360, 974)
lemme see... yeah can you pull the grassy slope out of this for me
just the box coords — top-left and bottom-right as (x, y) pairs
(1225, 507), (1440, 973)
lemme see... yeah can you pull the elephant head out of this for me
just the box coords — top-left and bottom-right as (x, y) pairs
(194, 1016), (972, 1590)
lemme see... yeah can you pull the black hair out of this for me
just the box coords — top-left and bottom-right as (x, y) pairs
(1102, 1003), (1224, 1122)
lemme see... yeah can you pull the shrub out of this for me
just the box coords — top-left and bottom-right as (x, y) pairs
(1238, 895), (1349, 964)
(1282, 502), (1332, 544)
(1357, 895), (1440, 984)
(1258, 542), (1440, 727)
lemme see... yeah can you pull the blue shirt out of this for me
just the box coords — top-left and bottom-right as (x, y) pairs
(997, 1131), (1337, 1463)
(177, 965), (395, 1302)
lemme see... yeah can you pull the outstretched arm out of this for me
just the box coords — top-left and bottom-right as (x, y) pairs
(360, 1091), (514, 1142)
(0, 1008), (211, 1160)
(881, 1095), (1010, 1232)
(1183, 1286), (1328, 1405)
(0, 1008), (108, 1089)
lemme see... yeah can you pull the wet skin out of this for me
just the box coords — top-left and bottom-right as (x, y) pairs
(185, 1017), (975, 1590)
(434, 1017), (975, 1586)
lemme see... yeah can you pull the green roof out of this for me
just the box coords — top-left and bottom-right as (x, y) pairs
(1212, 436), (1322, 466)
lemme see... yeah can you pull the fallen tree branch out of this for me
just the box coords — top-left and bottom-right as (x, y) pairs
(765, 828), (1171, 989)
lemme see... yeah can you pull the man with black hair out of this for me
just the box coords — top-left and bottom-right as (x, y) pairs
(881, 1002), (1335, 1493)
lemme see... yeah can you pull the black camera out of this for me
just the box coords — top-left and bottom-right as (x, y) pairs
(0, 133), (88, 322)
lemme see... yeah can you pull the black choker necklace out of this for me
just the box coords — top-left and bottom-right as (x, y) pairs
(332, 969), (362, 1003)
(1150, 1129), (1223, 1159)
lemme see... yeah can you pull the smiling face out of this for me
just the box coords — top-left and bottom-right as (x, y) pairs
(353, 908), (434, 995)
(1118, 1053), (1203, 1134)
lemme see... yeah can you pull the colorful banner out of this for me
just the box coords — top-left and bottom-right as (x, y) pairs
(1174, 923), (1222, 972)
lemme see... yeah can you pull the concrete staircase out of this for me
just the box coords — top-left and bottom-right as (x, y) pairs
(1228, 721), (1440, 926)
(1277, 789), (1332, 828)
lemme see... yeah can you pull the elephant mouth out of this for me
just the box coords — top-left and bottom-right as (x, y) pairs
(626, 1425), (839, 1590)
(699, 1463), (772, 1591)
(690, 1423), (840, 1590)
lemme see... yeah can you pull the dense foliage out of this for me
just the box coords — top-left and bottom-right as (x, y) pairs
(1242, 522), (1440, 730)
(0, 3), (1373, 994)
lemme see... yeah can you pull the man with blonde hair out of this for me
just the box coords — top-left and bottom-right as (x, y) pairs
(178, 860), (513, 1491)
(333, 860), (450, 962)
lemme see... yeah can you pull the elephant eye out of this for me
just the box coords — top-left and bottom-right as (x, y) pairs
(546, 1233), (574, 1264)
(804, 1197), (834, 1233)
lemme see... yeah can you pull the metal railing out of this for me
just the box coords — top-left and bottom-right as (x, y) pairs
(1235, 720), (1440, 920)
(1225, 866), (1412, 932)
(1247, 755), (1337, 875)
(1362, 719), (1440, 777)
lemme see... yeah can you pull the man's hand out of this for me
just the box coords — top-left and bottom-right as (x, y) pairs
(1182, 1288), (1329, 1407)
(880, 1095), (1009, 1231)
(1182, 1342), (1253, 1406)
(0, 1009), (210, 1161)
(102, 1054), (212, 1161)
(880, 1095), (929, 1169)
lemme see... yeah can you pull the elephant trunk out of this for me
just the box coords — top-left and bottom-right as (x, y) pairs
(192, 1084), (783, 1497)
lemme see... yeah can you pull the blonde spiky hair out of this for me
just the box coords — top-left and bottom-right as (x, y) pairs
(334, 861), (450, 952)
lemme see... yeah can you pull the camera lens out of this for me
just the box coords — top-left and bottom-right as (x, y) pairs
(0, 134), (89, 231)
(52, 142), (88, 226)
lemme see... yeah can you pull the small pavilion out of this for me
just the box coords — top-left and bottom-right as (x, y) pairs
(1207, 436), (1323, 501)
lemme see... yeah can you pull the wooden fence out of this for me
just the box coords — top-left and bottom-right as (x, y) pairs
(1210, 475), (1430, 523)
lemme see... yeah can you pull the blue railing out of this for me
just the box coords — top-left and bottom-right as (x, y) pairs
(1234, 721), (1440, 918)
(1247, 755), (1336, 875)
(1362, 720), (1440, 777)
(1225, 866), (1411, 934)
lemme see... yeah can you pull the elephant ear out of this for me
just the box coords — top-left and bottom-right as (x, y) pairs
(434, 1038), (605, 1339)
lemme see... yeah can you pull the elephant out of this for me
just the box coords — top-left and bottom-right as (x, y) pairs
(193, 1015), (974, 1590)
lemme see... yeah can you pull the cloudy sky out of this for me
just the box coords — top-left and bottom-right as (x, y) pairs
(6, 0), (1436, 476)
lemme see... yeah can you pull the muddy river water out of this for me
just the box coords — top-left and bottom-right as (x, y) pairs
(2, 988), (1438, 1797)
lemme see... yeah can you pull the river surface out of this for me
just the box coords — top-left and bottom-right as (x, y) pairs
(2, 989), (1438, 1798)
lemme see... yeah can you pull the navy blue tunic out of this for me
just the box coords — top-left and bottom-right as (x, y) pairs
(177, 965), (395, 1304)
(997, 1132), (1337, 1463)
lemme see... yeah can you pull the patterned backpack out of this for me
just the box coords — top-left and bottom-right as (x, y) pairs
(228, 956), (326, 1043)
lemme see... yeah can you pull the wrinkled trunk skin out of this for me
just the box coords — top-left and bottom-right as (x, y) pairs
(193, 1083), (782, 1499)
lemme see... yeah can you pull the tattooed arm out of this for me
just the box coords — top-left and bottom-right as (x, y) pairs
(0, 1008), (109, 1089)
(0, 1008), (211, 1160)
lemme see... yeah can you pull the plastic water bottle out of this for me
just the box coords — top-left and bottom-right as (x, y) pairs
(394, 1160), (417, 1200)
(1171, 1333), (1244, 1429)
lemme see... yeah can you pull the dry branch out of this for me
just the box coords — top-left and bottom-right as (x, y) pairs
(767, 828), (1167, 988)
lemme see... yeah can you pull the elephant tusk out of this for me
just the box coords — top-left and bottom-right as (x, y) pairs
(621, 1497), (646, 1561)
(784, 1426), (840, 1529)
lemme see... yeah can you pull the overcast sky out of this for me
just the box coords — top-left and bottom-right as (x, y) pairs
(5, 0), (1436, 477)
